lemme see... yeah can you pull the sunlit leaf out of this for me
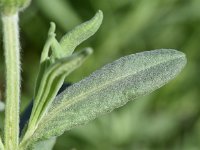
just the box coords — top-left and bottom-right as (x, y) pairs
(29, 48), (93, 128)
(59, 10), (103, 57)
(30, 49), (186, 142)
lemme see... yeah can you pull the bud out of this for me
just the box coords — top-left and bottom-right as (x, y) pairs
(0, 0), (31, 14)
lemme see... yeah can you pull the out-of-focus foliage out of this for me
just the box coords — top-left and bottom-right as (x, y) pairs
(0, 0), (199, 149)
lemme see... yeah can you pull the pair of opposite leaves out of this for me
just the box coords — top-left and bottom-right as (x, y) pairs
(20, 10), (187, 148)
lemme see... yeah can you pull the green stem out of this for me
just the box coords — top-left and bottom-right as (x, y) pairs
(2, 13), (21, 150)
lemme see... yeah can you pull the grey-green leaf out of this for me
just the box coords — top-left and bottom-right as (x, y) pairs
(28, 48), (93, 129)
(30, 49), (187, 141)
(59, 10), (103, 57)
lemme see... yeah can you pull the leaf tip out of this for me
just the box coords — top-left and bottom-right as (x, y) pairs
(97, 9), (103, 21)
(168, 48), (187, 68)
(48, 22), (56, 36)
(89, 10), (103, 30)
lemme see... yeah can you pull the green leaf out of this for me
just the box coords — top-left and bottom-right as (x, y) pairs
(33, 9), (103, 101)
(28, 49), (186, 142)
(34, 22), (58, 97)
(59, 10), (103, 57)
(28, 48), (93, 129)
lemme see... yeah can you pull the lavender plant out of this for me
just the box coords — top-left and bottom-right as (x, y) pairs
(0, 0), (187, 150)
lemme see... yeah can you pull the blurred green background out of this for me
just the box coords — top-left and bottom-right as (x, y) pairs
(1, 0), (200, 149)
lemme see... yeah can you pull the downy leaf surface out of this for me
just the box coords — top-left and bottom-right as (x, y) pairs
(30, 49), (187, 142)
(59, 10), (103, 57)
(29, 48), (93, 128)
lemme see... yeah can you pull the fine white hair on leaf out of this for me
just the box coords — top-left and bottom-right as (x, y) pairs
(59, 10), (103, 57)
(30, 49), (187, 143)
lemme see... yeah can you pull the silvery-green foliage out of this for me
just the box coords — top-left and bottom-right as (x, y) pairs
(29, 47), (93, 128)
(49, 10), (103, 60)
(59, 10), (103, 57)
(19, 10), (103, 149)
(25, 49), (186, 146)
(0, 0), (189, 149)
(17, 9), (187, 150)
(27, 10), (103, 130)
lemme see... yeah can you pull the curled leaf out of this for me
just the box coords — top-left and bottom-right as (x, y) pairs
(59, 10), (103, 57)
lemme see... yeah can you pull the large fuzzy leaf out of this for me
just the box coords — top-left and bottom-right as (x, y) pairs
(26, 49), (186, 144)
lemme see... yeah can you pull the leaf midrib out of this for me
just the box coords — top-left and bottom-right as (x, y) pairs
(39, 55), (182, 125)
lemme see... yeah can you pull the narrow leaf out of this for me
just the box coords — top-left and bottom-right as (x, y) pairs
(29, 48), (93, 128)
(34, 22), (57, 97)
(59, 10), (103, 56)
(28, 49), (186, 142)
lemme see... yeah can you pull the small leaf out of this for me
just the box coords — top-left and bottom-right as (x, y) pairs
(40, 22), (56, 63)
(59, 10), (103, 57)
(29, 48), (93, 128)
(28, 49), (186, 142)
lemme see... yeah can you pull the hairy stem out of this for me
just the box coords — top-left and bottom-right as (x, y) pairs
(2, 13), (21, 150)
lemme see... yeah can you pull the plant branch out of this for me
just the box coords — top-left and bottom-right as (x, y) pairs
(2, 13), (21, 150)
